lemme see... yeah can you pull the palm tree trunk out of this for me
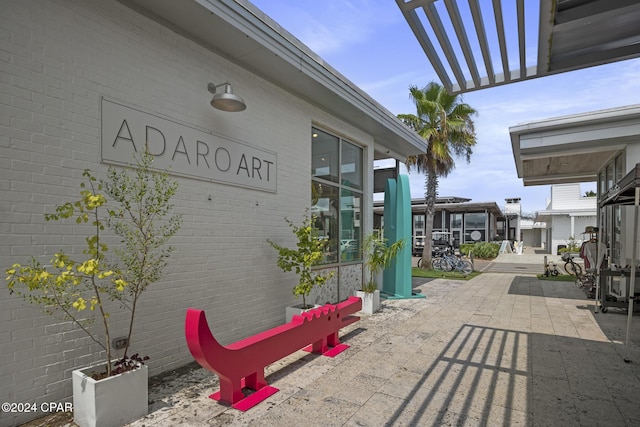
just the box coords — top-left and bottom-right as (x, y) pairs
(421, 172), (438, 268)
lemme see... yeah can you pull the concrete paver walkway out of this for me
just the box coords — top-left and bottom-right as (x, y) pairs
(128, 272), (640, 426)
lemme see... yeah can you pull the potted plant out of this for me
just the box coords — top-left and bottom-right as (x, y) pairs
(357, 233), (406, 314)
(268, 213), (334, 322)
(5, 151), (181, 427)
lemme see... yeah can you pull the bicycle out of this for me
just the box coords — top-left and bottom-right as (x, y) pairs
(430, 252), (453, 271)
(418, 247), (449, 269)
(448, 255), (473, 274)
(428, 251), (473, 274)
(543, 260), (560, 277)
(561, 252), (583, 276)
(417, 244), (449, 268)
(575, 270), (597, 299)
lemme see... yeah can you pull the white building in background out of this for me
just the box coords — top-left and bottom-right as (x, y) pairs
(503, 197), (522, 243)
(535, 184), (597, 255)
(519, 217), (547, 249)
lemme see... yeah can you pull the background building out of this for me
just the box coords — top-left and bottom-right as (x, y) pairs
(535, 184), (597, 255)
(374, 197), (506, 251)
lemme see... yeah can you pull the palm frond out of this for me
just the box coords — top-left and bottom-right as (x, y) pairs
(399, 81), (478, 181)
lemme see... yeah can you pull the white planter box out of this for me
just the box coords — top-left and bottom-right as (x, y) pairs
(356, 290), (380, 314)
(72, 362), (148, 427)
(285, 303), (320, 323)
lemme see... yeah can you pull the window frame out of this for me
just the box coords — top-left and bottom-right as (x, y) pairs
(311, 127), (364, 265)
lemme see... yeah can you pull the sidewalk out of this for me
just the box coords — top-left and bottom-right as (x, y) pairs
(478, 247), (567, 275)
(127, 273), (640, 426)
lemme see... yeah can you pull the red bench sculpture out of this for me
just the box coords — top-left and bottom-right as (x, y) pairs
(185, 296), (362, 411)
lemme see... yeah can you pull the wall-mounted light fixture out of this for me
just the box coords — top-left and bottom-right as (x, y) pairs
(207, 82), (246, 112)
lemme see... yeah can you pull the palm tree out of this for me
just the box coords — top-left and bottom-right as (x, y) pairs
(398, 82), (477, 268)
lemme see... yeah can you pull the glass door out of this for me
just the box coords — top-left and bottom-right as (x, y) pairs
(450, 213), (462, 248)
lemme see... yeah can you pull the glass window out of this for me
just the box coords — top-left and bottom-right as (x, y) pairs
(612, 205), (622, 265)
(311, 182), (339, 264)
(340, 189), (361, 261)
(496, 219), (505, 240)
(312, 129), (339, 183)
(450, 213), (462, 229)
(413, 215), (425, 234)
(607, 163), (614, 190)
(311, 128), (363, 264)
(464, 212), (486, 243)
(599, 171), (605, 195)
(615, 154), (624, 183)
(341, 141), (363, 190)
(465, 213), (486, 229)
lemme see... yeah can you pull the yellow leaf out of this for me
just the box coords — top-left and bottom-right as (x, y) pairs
(113, 278), (126, 291)
(72, 298), (87, 311)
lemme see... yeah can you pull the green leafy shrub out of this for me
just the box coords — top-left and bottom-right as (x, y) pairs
(565, 236), (579, 252)
(460, 243), (473, 256)
(362, 234), (406, 293)
(6, 151), (181, 377)
(461, 242), (500, 259)
(268, 213), (334, 309)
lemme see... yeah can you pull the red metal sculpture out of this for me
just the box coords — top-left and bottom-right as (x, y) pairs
(185, 296), (362, 411)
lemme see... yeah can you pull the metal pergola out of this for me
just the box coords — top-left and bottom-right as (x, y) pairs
(396, 0), (640, 94)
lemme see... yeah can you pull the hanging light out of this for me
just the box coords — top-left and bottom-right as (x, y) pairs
(207, 82), (246, 112)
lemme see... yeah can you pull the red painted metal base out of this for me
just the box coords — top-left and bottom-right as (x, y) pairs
(302, 343), (350, 358)
(209, 378), (279, 411)
(185, 296), (362, 411)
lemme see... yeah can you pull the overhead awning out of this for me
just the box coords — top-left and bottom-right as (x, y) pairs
(510, 104), (640, 186)
(374, 199), (503, 217)
(396, 0), (640, 95)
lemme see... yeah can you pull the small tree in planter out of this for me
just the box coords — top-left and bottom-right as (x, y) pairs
(268, 213), (333, 310)
(362, 233), (406, 293)
(357, 234), (405, 314)
(5, 151), (181, 426)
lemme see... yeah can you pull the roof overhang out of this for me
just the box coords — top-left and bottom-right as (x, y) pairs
(116, 0), (427, 160)
(396, 0), (640, 95)
(510, 104), (640, 186)
(374, 200), (503, 217)
(535, 209), (597, 222)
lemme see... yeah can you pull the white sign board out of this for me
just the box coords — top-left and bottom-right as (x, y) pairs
(499, 240), (513, 254)
(101, 98), (277, 192)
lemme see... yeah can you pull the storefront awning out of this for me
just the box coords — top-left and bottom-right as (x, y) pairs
(509, 104), (640, 186)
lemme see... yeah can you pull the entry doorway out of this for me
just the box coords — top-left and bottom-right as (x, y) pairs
(451, 230), (462, 248)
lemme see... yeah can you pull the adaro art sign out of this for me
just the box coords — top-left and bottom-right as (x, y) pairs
(101, 98), (277, 192)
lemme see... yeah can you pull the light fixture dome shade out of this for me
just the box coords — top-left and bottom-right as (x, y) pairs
(208, 82), (246, 112)
(210, 93), (246, 112)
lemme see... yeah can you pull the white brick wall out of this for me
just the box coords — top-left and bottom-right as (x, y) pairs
(0, 1), (372, 424)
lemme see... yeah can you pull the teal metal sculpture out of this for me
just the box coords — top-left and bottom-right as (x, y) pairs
(382, 175), (425, 299)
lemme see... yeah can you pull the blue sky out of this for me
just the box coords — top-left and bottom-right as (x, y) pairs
(250, 0), (640, 214)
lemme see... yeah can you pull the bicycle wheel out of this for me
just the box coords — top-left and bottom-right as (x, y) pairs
(440, 257), (454, 272)
(431, 257), (442, 270)
(417, 257), (423, 268)
(564, 261), (582, 276)
(575, 272), (593, 288)
(458, 260), (473, 274)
